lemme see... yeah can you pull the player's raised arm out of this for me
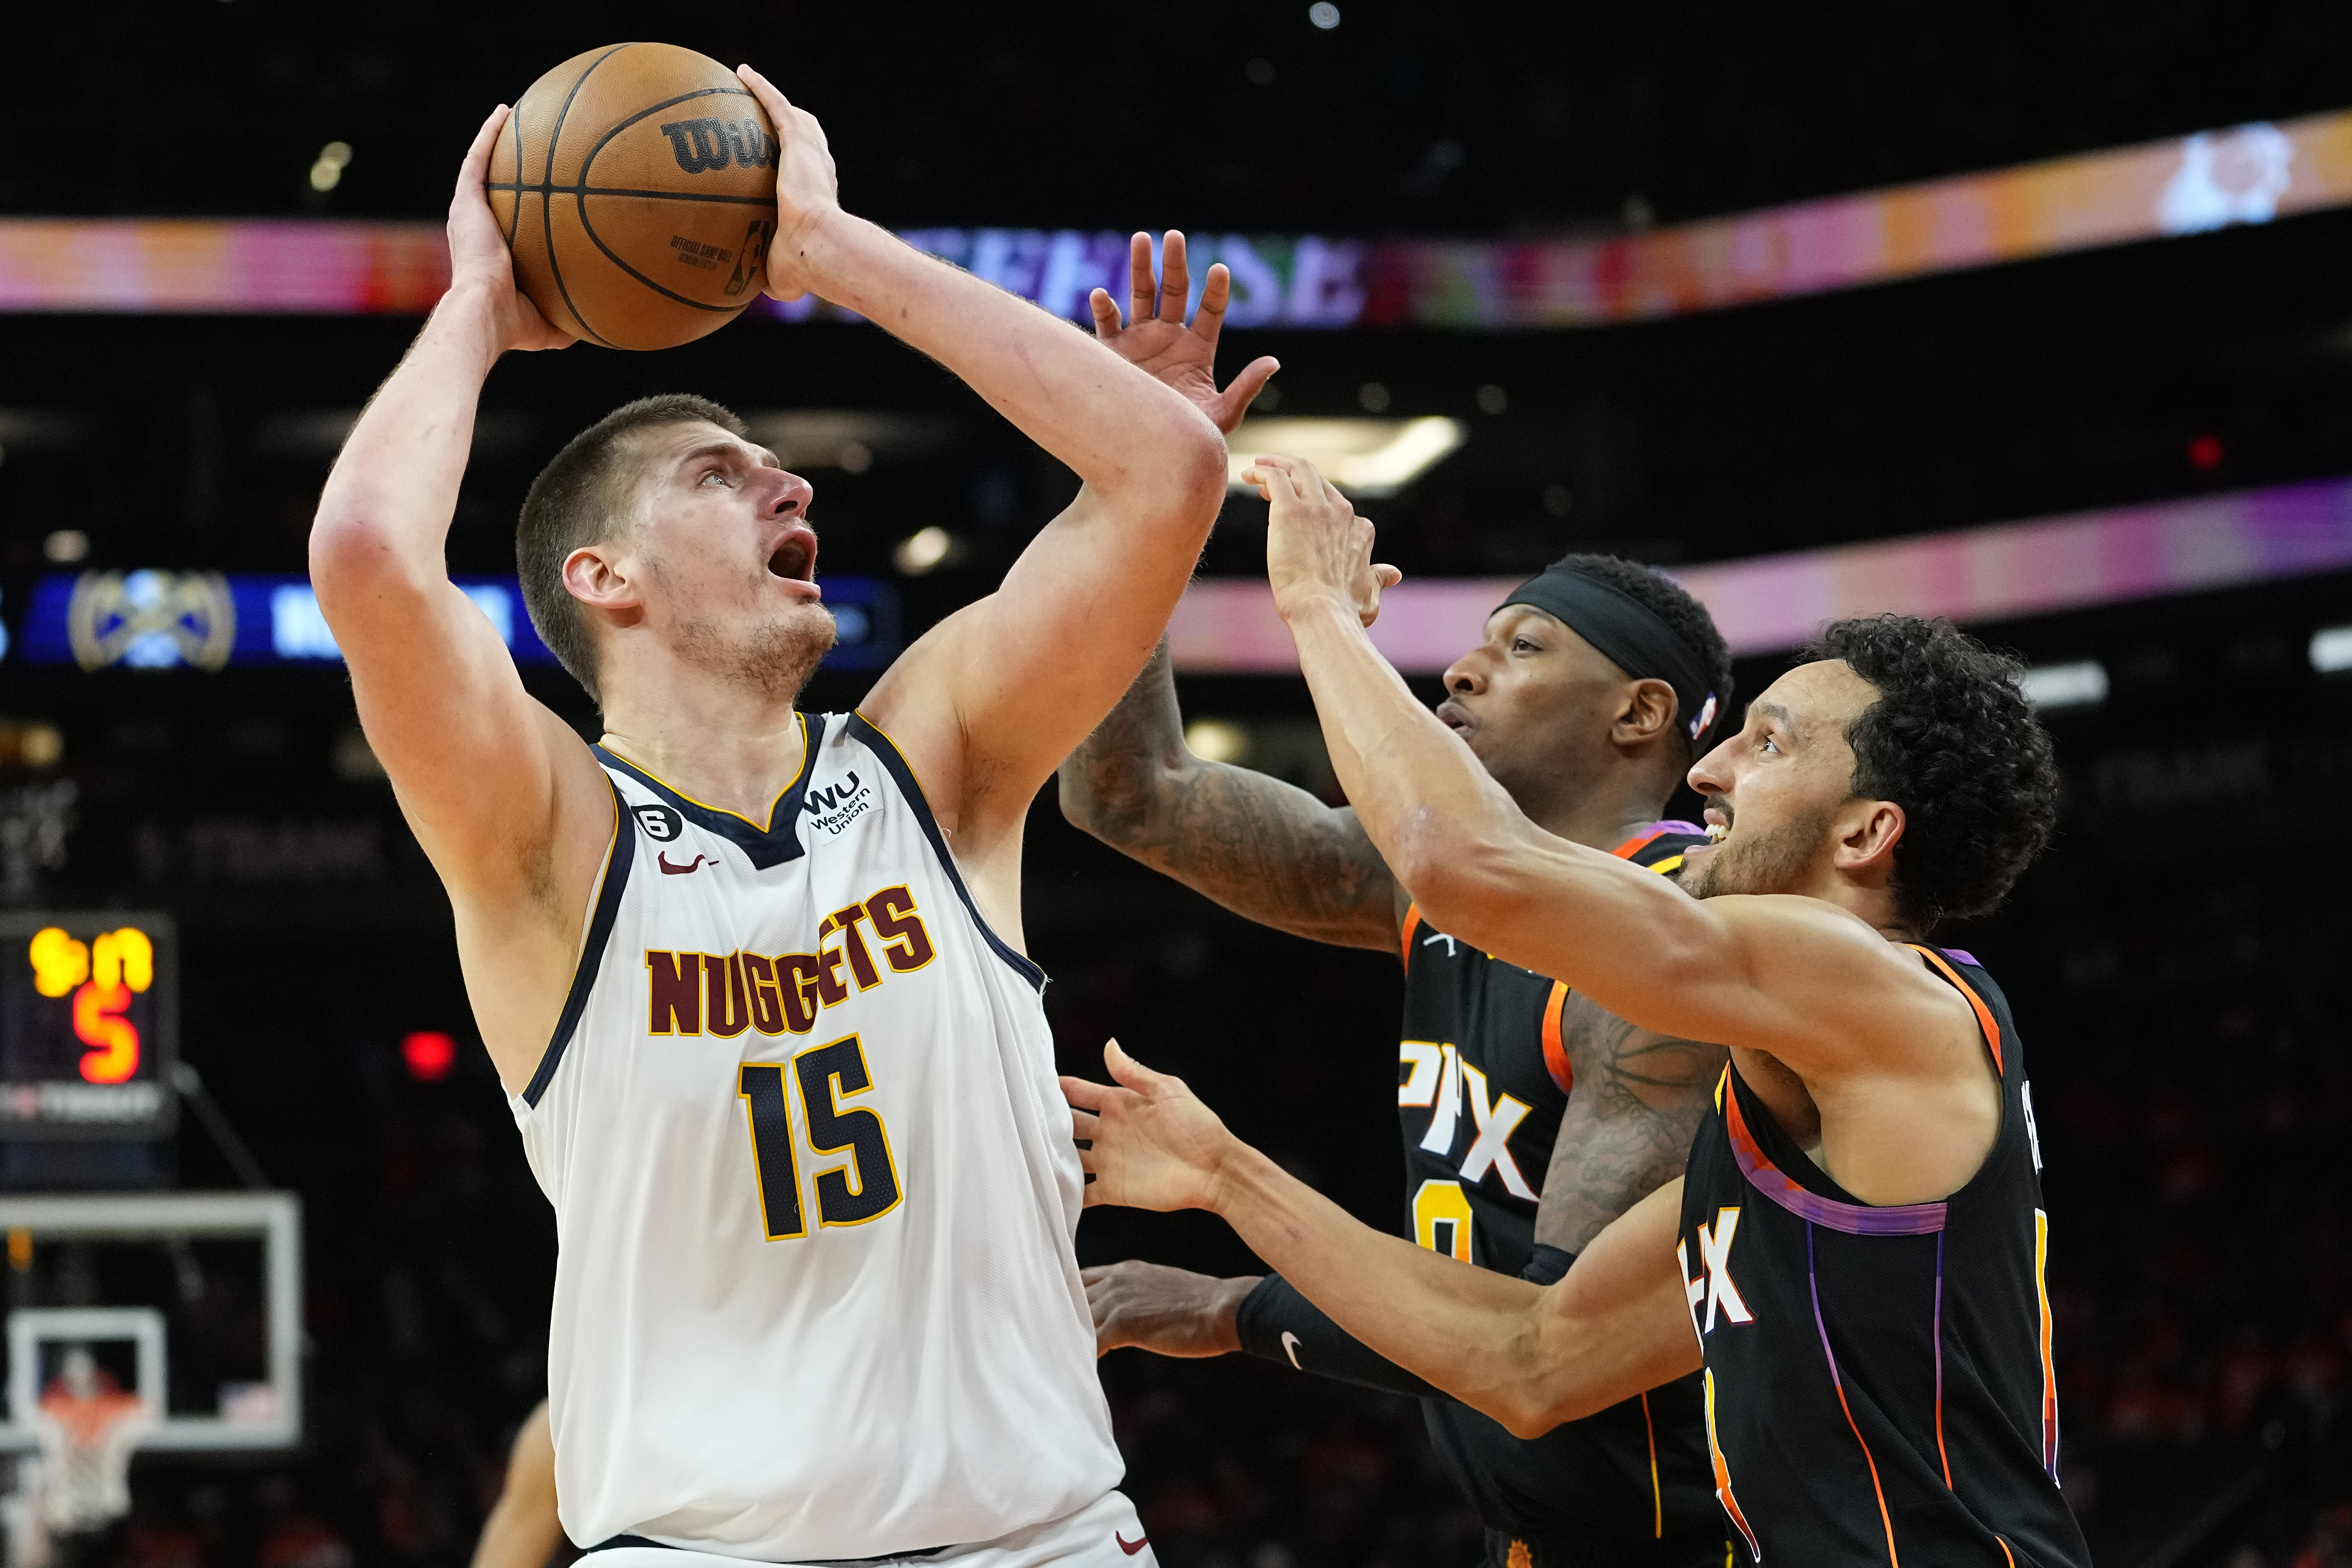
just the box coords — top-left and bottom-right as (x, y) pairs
(1066, 1042), (1700, 1435)
(309, 107), (610, 1090)
(1057, 639), (1401, 950)
(734, 70), (1227, 853)
(1244, 455), (1963, 1074)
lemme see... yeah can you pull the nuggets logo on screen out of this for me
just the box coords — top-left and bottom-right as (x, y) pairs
(633, 804), (685, 842)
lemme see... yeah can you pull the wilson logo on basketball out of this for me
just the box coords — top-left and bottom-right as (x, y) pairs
(657, 117), (778, 174)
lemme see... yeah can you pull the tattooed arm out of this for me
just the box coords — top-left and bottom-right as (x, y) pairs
(1534, 993), (1726, 1255)
(1058, 638), (1403, 951)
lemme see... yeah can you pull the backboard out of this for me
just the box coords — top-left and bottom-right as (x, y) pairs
(0, 1192), (299, 1452)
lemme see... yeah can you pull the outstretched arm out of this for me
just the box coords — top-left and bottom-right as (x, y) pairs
(309, 107), (610, 1091)
(735, 70), (1226, 858)
(1247, 455), (1959, 1071)
(1067, 1043), (1700, 1436)
(1057, 640), (1401, 950)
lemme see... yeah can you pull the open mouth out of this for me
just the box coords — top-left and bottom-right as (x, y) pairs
(1702, 807), (1730, 844)
(1435, 700), (1472, 734)
(766, 526), (819, 588)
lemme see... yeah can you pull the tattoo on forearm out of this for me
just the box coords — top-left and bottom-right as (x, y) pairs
(1538, 996), (1727, 1255)
(1059, 643), (1397, 948)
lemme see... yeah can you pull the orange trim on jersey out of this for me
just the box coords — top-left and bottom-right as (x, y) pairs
(1907, 945), (2003, 1076)
(2035, 1209), (2060, 1478)
(1399, 905), (1423, 969)
(1540, 982), (1574, 1094)
(1996, 1540), (2017, 1568)
(1610, 825), (1671, 860)
(1700, 1369), (1762, 1562)
(1639, 1390), (1663, 1538)
(1826, 1357), (1902, 1567)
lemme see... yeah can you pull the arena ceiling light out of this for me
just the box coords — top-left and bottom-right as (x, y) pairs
(1226, 416), (1466, 498)
(2017, 661), (2109, 709)
(2313, 625), (2352, 673)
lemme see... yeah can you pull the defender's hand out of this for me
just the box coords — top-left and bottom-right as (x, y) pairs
(447, 106), (572, 353)
(1064, 1040), (1238, 1213)
(735, 65), (842, 301)
(1091, 232), (1279, 436)
(1246, 454), (1401, 627)
(1082, 1262), (1258, 1359)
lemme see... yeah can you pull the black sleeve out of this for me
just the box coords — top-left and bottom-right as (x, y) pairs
(1233, 1245), (1576, 1400)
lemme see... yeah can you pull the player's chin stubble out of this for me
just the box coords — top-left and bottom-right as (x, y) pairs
(674, 601), (838, 703)
(1683, 802), (1833, 901)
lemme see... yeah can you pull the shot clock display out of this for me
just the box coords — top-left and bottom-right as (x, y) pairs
(0, 914), (176, 1139)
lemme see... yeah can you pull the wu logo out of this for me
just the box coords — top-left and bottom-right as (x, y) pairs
(657, 117), (779, 174)
(805, 772), (862, 813)
(1680, 1207), (1755, 1335)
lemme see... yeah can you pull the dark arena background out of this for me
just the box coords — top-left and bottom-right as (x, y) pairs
(5, 3), (2352, 1565)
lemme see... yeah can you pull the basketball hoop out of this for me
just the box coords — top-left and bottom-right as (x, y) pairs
(27, 1352), (151, 1537)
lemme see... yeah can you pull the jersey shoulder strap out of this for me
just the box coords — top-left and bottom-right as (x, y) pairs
(1612, 819), (1710, 877)
(1905, 943), (2007, 1077)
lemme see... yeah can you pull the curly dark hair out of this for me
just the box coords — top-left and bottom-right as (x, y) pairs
(1802, 615), (2059, 931)
(1552, 552), (1736, 753)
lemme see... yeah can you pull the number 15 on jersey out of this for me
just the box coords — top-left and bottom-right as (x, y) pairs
(738, 1033), (904, 1239)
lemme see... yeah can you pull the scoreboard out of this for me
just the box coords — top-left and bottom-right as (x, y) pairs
(0, 913), (176, 1139)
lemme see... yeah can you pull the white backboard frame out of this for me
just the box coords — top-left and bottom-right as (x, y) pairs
(8, 1307), (166, 1428)
(0, 1192), (300, 1452)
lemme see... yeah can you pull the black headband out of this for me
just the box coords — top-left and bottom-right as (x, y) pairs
(1500, 565), (1722, 748)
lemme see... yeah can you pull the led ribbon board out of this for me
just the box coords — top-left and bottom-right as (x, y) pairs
(1166, 474), (2352, 672)
(0, 913), (177, 1139)
(10, 574), (899, 673)
(3, 113), (2350, 326)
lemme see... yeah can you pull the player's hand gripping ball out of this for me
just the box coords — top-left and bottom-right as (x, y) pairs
(488, 43), (778, 351)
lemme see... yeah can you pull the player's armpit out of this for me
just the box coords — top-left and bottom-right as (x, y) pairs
(1057, 641), (1401, 951)
(1535, 1001), (1726, 1256)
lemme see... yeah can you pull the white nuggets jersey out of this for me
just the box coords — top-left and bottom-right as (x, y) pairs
(511, 712), (1122, 1561)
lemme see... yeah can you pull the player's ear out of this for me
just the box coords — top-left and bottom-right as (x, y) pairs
(1617, 678), (1678, 746)
(563, 542), (642, 615)
(1833, 798), (1906, 879)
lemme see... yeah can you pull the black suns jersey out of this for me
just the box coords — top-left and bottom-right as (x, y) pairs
(1399, 823), (1724, 1552)
(1680, 947), (2091, 1567)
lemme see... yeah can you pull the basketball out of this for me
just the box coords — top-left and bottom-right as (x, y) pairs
(488, 43), (778, 351)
